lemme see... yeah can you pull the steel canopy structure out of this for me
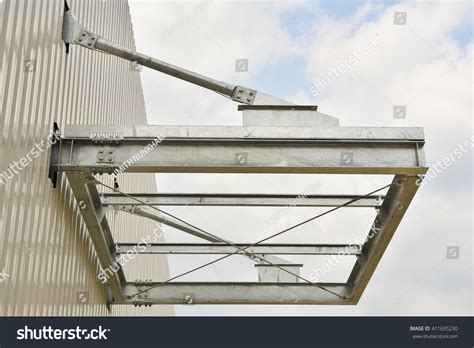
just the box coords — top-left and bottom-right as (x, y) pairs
(49, 122), (427, 306)
(49, 2), (428, 306)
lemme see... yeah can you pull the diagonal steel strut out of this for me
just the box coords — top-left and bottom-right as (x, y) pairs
(62, 3), (291, 106)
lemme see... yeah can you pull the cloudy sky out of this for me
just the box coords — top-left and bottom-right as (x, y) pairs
(128, 0), (472, 316)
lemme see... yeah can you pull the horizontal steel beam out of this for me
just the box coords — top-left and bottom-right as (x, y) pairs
(62, 125), (425, 140)
(51, 125), (427, 175)
(102, 193), (384, 207)
(119, 282), (352, 305)
(115, 243), (362, 255)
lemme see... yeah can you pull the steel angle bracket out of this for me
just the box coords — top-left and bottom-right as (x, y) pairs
(48, 122), (62, 188)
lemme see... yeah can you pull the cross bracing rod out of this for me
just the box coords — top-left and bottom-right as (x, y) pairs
(102, 193), (385, 208)
(119, 282), (352, 305)
(62, 5), (290, 106)
(118, 204), (301, 268)
(50, 125), (427, 175)
(115, 243), (362, 255)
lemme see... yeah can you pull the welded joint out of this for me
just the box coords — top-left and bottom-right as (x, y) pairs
(231, 86), (256, 104)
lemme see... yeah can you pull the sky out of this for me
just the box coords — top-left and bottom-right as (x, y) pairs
(128, 0), (473, 316)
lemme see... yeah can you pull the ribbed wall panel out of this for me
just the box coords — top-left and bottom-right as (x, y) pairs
(0, 0), (174, 316)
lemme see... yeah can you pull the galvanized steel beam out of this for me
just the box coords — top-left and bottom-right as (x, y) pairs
(101, 193), (384, 207)
(115, 243), (362, 255)
(120, 282), (352, 305)
(51, 125), (426, 175)
(347, 175), (422, 303)
(62, 124), (425, 140)
(66, 172), (125, 302)
(62, 8), (290, 106)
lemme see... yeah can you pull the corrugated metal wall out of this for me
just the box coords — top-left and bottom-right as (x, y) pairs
(0, 0), (174, 316)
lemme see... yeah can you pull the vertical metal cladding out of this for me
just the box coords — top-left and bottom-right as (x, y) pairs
(0, 0), (174, 316)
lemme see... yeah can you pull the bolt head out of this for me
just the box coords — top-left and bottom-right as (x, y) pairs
(236, 94), (241, 98)
(247, 97), (251, 102)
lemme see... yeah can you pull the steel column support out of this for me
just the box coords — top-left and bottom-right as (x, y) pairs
(347, 175), (422, 303)
(66, 172), (125, 302)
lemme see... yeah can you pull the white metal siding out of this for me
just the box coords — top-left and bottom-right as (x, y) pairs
(0, 0), (174, 316)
